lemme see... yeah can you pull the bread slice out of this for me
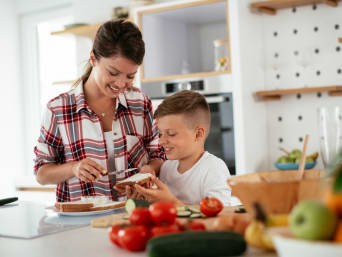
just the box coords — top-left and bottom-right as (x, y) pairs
(55, 199), (126, 213)
(115, 173), (152, 189)
(90, 201), (126, 211)
(55, 201), (94, 212)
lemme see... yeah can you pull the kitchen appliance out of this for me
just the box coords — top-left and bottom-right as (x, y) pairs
(141, 75), (236, 175)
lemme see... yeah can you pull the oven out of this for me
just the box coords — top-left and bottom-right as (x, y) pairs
(141, 76), (236, 175)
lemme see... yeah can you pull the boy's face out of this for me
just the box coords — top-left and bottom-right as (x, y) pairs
(157, 114), (201, 160)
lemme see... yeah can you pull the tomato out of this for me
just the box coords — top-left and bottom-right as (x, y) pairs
(129, 207), (152, 226)
(185, 221), (206, 231)
(118, 225), (149, 252)
(108, 224), (123, 247)
(150, 223), (181, 238)
(149, 201), (177, 225)
(200, 197), (223, 217)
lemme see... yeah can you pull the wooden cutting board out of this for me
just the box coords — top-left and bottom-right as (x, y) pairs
(91, 206), (251, 231)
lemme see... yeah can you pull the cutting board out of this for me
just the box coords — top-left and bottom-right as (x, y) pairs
(91, 206), (251, 231)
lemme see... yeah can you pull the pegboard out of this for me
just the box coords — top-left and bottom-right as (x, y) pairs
(261, 3), (342, 169)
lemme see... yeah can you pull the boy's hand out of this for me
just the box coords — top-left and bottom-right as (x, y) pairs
(139, 164), (156, 176)
(114, 185), (146, 200)
(135, 176), (183, 205)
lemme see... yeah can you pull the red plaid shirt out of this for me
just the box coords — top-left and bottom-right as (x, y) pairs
(34, 84), (165, 202)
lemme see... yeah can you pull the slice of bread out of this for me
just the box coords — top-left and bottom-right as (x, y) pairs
(115, 173), (152, 189)
(55, 198), (126, 213)
(55, 201), (94, 212)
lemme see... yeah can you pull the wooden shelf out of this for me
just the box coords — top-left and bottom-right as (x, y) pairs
(339, 37), (342, 43)
(51, 23), (102, 38)
(251, 0), (339, 15)
(52, 80), (75, 85)
(255, 85), (342, 100)
(141, 70), (230, 83)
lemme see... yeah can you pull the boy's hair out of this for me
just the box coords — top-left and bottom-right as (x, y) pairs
(154, 90), (211, 136)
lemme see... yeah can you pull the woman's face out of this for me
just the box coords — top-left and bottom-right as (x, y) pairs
(91, 53), (139, 98)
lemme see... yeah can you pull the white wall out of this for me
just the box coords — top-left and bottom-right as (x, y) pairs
(0, 0), (24, 197)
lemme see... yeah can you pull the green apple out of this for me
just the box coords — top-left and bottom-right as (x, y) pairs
(289, 200), (337, 240)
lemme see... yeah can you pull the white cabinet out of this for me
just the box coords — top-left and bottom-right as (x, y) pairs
(136, 0), (230, 83)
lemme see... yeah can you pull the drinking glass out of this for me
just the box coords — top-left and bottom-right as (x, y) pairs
(317, 106), (342, 168)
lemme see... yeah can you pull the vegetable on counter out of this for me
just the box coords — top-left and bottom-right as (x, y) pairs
(200, 197), (223, 217)
(147, 231), (247, 257)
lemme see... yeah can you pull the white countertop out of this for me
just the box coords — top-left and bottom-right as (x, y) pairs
(0, 201), (278, 257)
(0, 225), (278, 257)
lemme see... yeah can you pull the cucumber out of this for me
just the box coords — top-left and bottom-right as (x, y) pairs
(187, 207), (200, 213)
(189, 213), (202, 219)
(125, 198), (150, 214)
(177, 210), (192, 217)
(147, 231), (247, 257)
(176, 206), (187, 212)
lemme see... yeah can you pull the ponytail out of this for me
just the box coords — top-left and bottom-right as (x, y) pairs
(72, 61), (92, 89)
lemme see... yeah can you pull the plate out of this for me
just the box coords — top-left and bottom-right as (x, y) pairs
(56, 207), (124, 217)
(272, 227), (342, 257)
(274, 161), (316, 170)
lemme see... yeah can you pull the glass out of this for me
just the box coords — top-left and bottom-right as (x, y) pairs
(213, 39), (229, 72)
(317, 106), (342, 168)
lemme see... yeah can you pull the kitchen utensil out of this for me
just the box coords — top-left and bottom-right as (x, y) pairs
(297, 134), (309, 180)
(228, 169), (327, 214)
(0, 197), (18, 206)
(318, 106), (342, 168)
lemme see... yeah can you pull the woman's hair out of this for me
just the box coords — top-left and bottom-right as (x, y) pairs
(73, 18), (145, 87)
(154, 90), (211, 135)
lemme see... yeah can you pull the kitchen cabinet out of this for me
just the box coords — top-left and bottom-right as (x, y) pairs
(251, 0), (339, 15)
(51, 23), (102, 38)
(136, 0), (231, 83)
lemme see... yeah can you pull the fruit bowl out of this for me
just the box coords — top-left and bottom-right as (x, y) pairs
(274, 161), (317, 170)
(272, 227), (342, 257)
(228, 169), (328, 214)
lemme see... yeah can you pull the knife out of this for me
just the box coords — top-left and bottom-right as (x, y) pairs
(0, 197), (18, 206)
(107, 168), (139, 176)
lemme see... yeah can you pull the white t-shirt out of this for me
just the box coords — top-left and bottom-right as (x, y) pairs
(159, 151), (231, 206)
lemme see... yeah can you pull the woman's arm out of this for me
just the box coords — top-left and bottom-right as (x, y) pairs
(37, 158), (107, 185)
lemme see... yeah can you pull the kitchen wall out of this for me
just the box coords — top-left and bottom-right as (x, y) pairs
(0, 0), (25, 197)
(260, 4), (342, 170)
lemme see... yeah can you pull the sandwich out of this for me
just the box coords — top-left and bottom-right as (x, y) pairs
(115, 173), (153, 189)
(55, 196), (125, 212)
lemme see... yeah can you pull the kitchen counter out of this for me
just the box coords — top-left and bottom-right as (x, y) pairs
(0, 225), (278, 257)
(0, 201), (278, 257)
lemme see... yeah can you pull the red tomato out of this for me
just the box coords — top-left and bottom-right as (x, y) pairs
(200, 197), (223, 217)
(108, 224), (123, 247)
(118, 225), (149, 252)
(185, 221), (206, 231)
(150, 223), (181, 238)
(129, 207), (152, 226)
(149, 202), (177, 225)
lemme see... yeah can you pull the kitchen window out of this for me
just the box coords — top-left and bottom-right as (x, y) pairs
(19, 6), (76, 185)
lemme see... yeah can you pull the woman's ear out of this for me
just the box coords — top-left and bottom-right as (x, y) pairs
(90, 51), (96, 67)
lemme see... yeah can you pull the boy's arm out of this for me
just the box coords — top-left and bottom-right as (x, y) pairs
(135, 176), (185, 206)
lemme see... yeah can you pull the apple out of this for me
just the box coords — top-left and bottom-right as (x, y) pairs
(289, 200), (337, 240)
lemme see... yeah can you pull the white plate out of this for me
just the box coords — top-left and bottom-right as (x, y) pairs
(56, 208), (121, 217)
(272, 227), (342, 257)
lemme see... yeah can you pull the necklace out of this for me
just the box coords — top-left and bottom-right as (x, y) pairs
(101, 112), (106, 117)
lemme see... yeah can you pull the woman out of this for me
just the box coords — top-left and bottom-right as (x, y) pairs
(34, 19), (165, 202)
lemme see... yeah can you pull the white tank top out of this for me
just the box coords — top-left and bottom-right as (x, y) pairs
(104, 131), (115, 172)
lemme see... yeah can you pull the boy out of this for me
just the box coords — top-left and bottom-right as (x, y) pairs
(134, 90), (231, 206)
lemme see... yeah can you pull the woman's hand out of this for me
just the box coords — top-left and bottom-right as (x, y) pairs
(135, 176), (183, 205)
(72, 158), (107, 183)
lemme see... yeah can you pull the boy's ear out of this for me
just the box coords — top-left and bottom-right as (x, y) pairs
(195, 127), (205, 141)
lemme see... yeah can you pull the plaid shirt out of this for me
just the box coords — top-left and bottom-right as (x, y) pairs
(34, 84), (165, 202)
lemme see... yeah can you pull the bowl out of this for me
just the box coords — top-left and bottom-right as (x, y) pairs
(274, 161), (316, 170)
(272, 227), (342, 257)
(228, 169), (328, 214)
